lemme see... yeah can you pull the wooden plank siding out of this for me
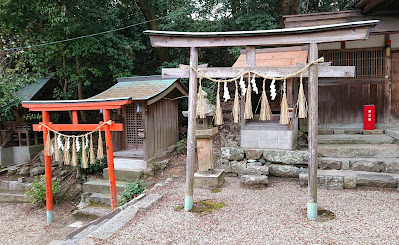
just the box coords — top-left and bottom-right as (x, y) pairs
(145, 98), (179, 159)
(314, 47), (386, 124)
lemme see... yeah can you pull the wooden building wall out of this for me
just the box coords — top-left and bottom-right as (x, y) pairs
(316, 47), (386, 124)
(145, 98), (179, 160)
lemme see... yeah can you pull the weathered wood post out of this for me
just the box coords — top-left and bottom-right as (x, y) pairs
(307, 42), (319, 219)
(42, 110), (54, 223)
(103, 109), (118, 209)
(185, 47), (198, 211)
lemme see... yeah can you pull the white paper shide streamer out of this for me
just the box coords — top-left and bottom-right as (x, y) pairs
(239, 75), (247, 96)
(57, 134), (64, 151)
(85, 135), (89, 149)
(270, 78), (277, 100)
(76, 137), (80, 152)
(250, 74), (258, 94)
(223, 81), (231, 102)
(66, 136), (71, 151)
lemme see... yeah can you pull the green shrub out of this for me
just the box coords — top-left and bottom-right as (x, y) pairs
(25, 175), (60, 206)
(119, 180), (146, 205)
(176, 138), (187, 153)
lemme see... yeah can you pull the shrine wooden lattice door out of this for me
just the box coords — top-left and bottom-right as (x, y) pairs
(126, 103), (144, 150)
(391, 52), (399, 121)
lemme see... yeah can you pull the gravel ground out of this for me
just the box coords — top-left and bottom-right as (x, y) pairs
(101, 177), (399, 245)
(0, 202), (78, 245)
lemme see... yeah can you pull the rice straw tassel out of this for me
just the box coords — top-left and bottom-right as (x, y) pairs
(297, 73), (308, 118)
(233, 80), (240, 124)
(81, 136), (88, 169)
(245, 74), (253, 120)
(280, 80), (290, 125)
(44, 131), (51, 157)
(97, 130), (104, 160)
(64, 136), (70, 165)
(90, 134), (96, 164)
(72, 137), (77, 166)
(198, 77), (206, 118)
(214, 82), (223, 125)
(260, 78), (272, 121)
(53, 133), (61, 162)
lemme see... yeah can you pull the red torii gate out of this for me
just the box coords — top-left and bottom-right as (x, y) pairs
(22, 97), (132, 223)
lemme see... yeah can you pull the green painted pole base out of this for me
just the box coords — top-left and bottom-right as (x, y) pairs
(47, 210), (53, 224)
(307, 202), (317, 220)
(184, 195), (193, 211)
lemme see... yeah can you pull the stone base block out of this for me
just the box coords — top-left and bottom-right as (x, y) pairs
(194, 169), (225, 188)
(240, 175), (269, 188)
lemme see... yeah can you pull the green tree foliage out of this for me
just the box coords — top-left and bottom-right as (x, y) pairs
(0, 0), (356, 123)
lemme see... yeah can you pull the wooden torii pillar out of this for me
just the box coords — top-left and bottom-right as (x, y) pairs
(22, 97), (132, 223)
(144, 20), (378, 219)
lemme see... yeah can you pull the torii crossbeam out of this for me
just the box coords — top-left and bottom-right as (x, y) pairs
(22, 97), (132, 223)
(144, 20), (379, 220)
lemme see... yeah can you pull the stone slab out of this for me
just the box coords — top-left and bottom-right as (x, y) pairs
(245, 149), (263, 160)
(318, 144), (399, 158)
(113, 158), (147, 170)
(83, 179), (126, 194)
(357, 174), (397, 188)
(220, 147), (244, 161)
(197, 137), (214, 173)
(269, 164), (305, 178)
(299, 174), (344, 189)
(132, 194), (163, 210)
(0, 193), (30, 203)
(240, 175), (269, 187)
(194, 169), (225, 188)
(263, 149), (308, 165)
(318, 134), (394, 144)
(196, 127), (218, 139)
(384, 129), (399, 140)
(103, 168), (143, 182)
(242, 165), (269, 175)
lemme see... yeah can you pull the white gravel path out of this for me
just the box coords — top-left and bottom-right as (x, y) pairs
(102, 177), (399, 245)
(0, 203), (77, 245)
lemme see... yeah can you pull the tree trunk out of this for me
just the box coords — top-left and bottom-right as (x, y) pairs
(136, 0), (171, 63)
(278, 0), (301, 27)
(75, 56), (86, 122)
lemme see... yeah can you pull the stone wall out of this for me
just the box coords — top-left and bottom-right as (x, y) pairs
(218, 147), (308, 178)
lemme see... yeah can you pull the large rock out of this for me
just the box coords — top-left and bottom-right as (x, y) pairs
(343, 176), (357, 189)
(242, 165), (269, 175)
(357, 174), (397, 188)
(350, 160), (383, 172)
(231, 160), (247, 174)
(299, 174), (344, 189)
(318, 159), (341, 170)
(269, 164), (305, 178)
(263, 150), (308, 165)
(245, 149), (263, 160)
(220, 147), (245, 161)
(240, 175), (268, 188)
(383, 161), (399, 174)
(17, 167), (30, 176)
(217, 158), (232, 173)
(30, 167), (45, 176)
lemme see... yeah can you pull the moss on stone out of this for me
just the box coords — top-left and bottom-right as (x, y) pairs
(175, 200), (226, 214)
(211, 189), (221, 193)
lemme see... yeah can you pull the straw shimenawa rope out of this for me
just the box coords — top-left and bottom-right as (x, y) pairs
(280, 80), (290, 125)
(189, 57), (324, 83)
(198, 78), (206, 119)
(233, 80), (240, 124)
(214, 82), (223, 125)
(297, 73), (308, 118)
(245, 76), (253, 120)
(260, 78), (272, 121)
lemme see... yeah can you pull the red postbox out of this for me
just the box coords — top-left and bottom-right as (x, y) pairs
(364, 105), (375, 130)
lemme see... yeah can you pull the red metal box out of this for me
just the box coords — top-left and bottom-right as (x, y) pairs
(364, 105), (375, 130)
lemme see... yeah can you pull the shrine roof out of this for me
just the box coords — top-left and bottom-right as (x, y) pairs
(91, 75), (188, 105)
(144, 20), (379, 37)
(233, 46), (308, 68)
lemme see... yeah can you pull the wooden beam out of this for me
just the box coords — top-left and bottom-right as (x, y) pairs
(185, 47), (198, 211)
(162, 66), (355, 79)
(33, 123), (124, 132)
(149, 27), (370, 48)
(307, 42), (319, 220)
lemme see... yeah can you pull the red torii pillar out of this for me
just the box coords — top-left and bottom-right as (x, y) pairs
(22, 98), (132, 223)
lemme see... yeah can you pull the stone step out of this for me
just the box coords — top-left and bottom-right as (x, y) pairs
(318, 144), (399, 158)
(318, 157), (399, 173)
(0, 193), (30, 203)
(299, 169), (399, 189)
(103, 168), (143, 182)
(81, 192), (121, 206)
(83, 179), (127, 194)
(114, 157), (147, 170)
(318, 128), (384, 135)
(318, 134), (394, 144)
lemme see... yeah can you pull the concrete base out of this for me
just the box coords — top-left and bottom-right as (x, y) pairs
(0, 145), (43, 167)
(194, 169), (225, 188)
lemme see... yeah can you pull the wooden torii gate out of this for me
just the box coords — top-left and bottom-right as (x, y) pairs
(22, 97), (132, 223)
(145, 20), (379, 219)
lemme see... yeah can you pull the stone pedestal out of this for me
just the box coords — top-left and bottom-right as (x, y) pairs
(194, 169), (225, 188)
(196, 127), (218, 173)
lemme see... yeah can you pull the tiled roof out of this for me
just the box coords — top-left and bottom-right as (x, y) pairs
(18, 76), (51, 101)
(91, 75), (187, 101)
